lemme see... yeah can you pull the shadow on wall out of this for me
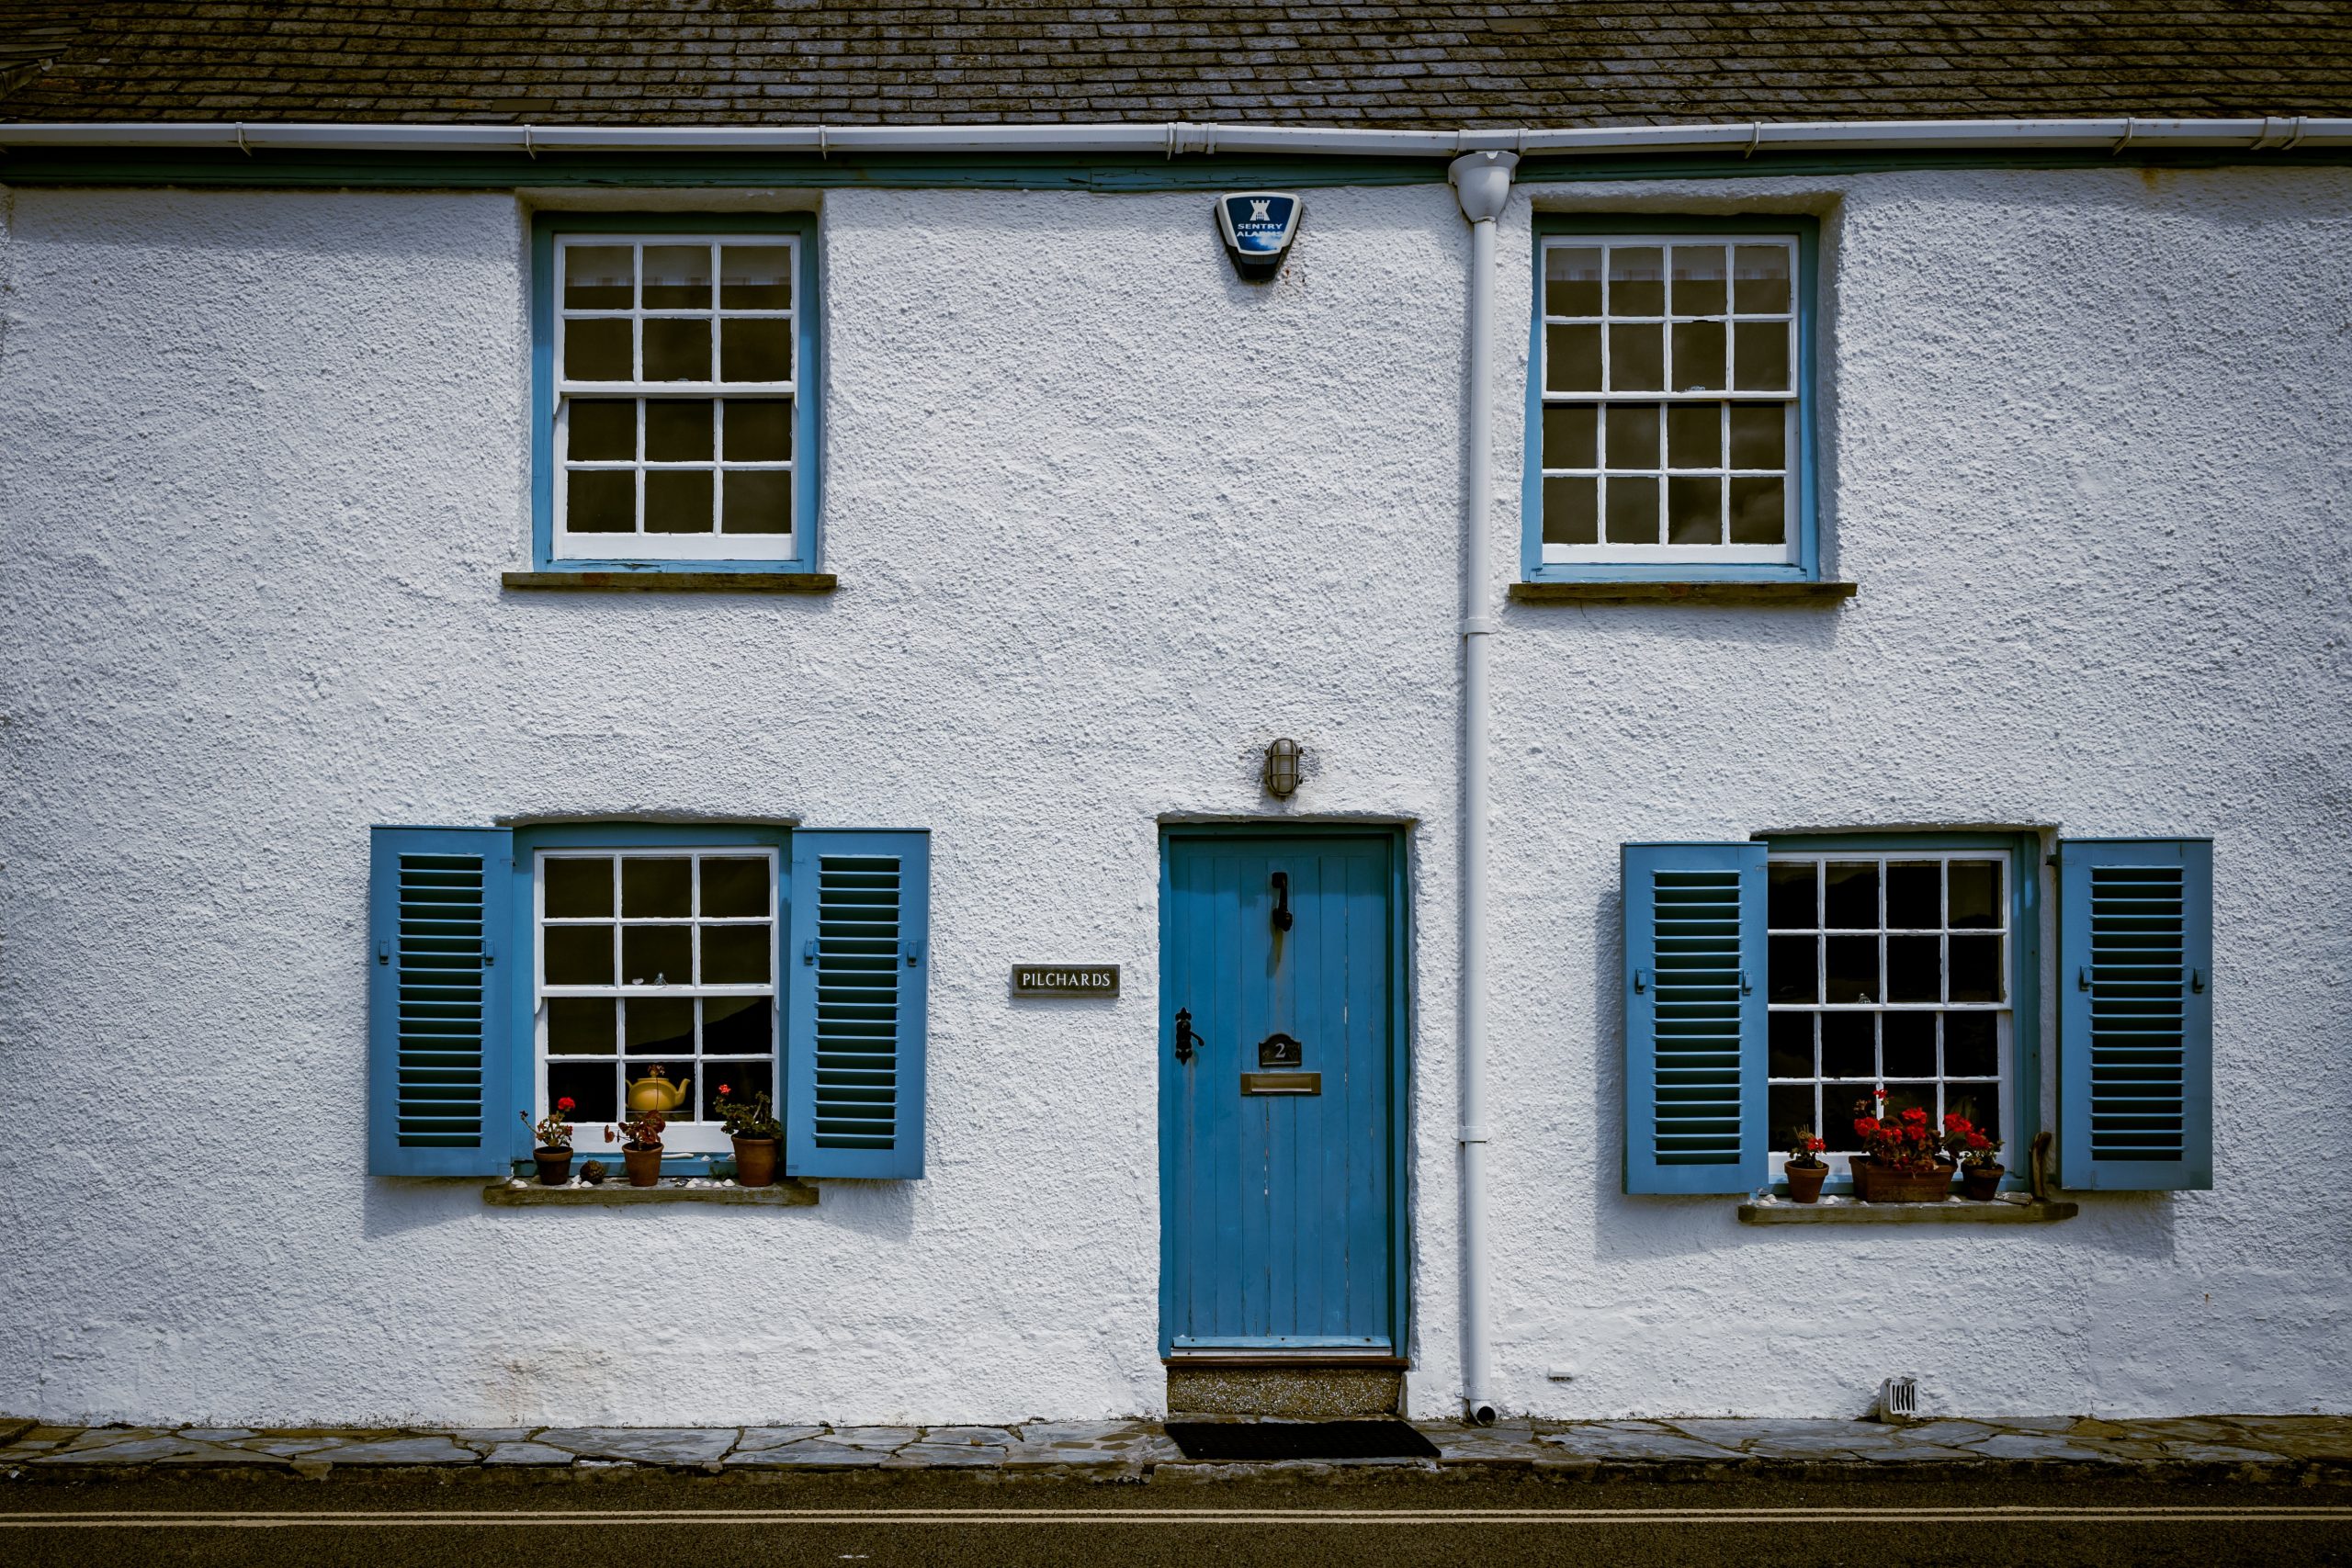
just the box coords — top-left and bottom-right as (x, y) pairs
(1583, 883), (2181, 1266)
(359, 1172), (918, 1244)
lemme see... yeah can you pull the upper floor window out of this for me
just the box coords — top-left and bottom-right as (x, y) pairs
(533, 215), (818, 572)
(1525, 219), (1818, 583)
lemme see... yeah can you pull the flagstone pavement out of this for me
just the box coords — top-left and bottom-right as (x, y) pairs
(3, 1415), (2346, 1483)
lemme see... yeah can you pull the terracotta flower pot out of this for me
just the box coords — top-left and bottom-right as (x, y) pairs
(1857, 1157), (1953, 1202)
(1783, 1161), (1827, 1203)
(1960, 1163), (2006, 1201)
(532, 1146), (573, 1187)
(731, 1135), (778, 1188)
(622, 1145), (663, 1188)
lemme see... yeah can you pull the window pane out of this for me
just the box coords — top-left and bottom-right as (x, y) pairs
(1769, 1010), (1815, 1077)
(1732, 320), (1790, 391)
(1886, 862), (1940, 929)
(1728, 404), (1785, 469)
(723, 399), (793, 462)
(547, 997), (616, 1055)
(721, 318), (794, 383)
(722, 471), (793, 535)
(1542, 478), (1598, 545)
(1883, 1010), (1936, 1077)
(1544, 245), (1602, 316)
(1822, 1011), (1874, 1077)
(1768, 934), (1818, 1002)
(1768, 862), (1817, 929)
(701, 1060), (775, 1123)
(563, 317), (631, 381)
(1669, 244), (1726, 316)
(624, 996), (695, 1055)
(545, 926), (614, 986)
(1667, 403), (1719, 468)
(1667, 477), (1720, 545)
(1608, 323), (1664, 391)
(1734, 243), (1792, 313)
(621, 925), (692, 986)
(545, 857), (614, 918)
(1603, 476), (1657, 544)
(643, 317), (712, 381)
(1946, 1081), (1999, 1140)
(1886, 935), (1940, 1003)
(548, 1060), (617, 1122)
(1823, 1089), (1871, 1150)
(567, 470), (635, 533)
(1727, 476), (1786, 545)
(1883, 1081), (1936, 1122)
(645, 469), (715, 533)
(1824, 863), (1878, 929)
(646, 400), (714, 462)
(633, 1061), (697, 1117)
(702, 925), (773, 985)
(1545, 323), (1601, 391)
(701, 857), (770, 918)
(1542, 404), (1598, 469)
(1949, 936), (2003, 1003)
(1825, 935), (1878, 1004)
(563, 244), (633, 310)
(720, 244), (793, 310)
(1946, 1012), (1998, 1077)
(1949, 861), (2003, 929)
(1604, 403), (1659, 469)
(622, 858), (691, 917)
(1669, 320), (1725, 391)
(641, 244), (712, 310)
(567, 400), (636, 461)
(1608, 246), (1665, 315)
(704, 994), (774, 1055)
(1770, 1085), (1816, 1152)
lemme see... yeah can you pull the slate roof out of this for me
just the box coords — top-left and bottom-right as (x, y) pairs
(5, 2), (2351, 128)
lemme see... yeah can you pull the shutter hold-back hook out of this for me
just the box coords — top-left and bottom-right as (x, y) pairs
(1271, 870), (1294, 932)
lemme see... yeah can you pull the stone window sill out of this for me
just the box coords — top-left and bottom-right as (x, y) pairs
(484, 1178), (818, 1207)
(1738, 1193), (2078, 1224)
(503, 570), (838, 593)
(1510, 581), (1856, 605)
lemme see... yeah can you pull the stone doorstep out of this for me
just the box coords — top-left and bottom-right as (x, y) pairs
(6, 1417), (2347, 1480)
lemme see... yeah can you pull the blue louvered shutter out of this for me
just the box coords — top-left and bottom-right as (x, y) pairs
(786, 829), (931, 1179)
(2057, 838), (2212, 1190)
(368, 826), (519, 1176)
(1622, 841), (1768, 1194)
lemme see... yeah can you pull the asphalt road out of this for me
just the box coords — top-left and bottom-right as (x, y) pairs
(3, 1473), (2348, 1567)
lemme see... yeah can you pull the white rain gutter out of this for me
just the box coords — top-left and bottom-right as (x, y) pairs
(1449, 148), (1516, 1428)
(0, 117), (2347, 157)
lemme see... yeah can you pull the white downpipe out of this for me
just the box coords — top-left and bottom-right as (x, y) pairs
(1450, 148), (1515, 1428)
(1, 116), (2346, 157)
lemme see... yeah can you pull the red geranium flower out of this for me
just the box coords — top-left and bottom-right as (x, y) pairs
(557, 1097), (575, 1112)
(718, 1084), (731, 1097)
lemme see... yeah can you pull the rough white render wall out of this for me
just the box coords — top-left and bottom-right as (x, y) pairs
(0, 168), (2346, 1428)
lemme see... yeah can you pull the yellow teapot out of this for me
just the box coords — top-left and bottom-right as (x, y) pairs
(626, 1068), (694, 1117)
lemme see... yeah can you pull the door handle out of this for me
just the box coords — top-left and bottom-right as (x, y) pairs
(1173, 1008), (1200, 1063)
(1270, 870), (1294, 932)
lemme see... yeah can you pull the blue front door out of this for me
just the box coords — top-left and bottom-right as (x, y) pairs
(1159, 830), (1401, 1354)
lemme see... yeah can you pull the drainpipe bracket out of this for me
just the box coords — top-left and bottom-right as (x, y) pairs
(1461, 616), (1498, 637)
(1459, 1125), (1489, 1144)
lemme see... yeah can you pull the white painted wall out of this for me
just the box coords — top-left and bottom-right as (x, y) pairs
(0, 167), (2346, 1428)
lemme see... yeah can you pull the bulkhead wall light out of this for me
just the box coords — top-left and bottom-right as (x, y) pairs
(1262, 738), (1302, 797)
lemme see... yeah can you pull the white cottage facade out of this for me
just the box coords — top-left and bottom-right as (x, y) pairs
(3, 110), (2350, 1430)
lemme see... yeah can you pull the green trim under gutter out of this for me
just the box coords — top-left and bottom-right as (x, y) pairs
(2, 145), (2350, 190)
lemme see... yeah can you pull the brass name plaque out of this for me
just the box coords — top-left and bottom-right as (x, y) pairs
(1240, 1072), (1322, 1096)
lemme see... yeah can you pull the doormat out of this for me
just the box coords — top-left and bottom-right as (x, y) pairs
(1163, 1420), (1441, 1461)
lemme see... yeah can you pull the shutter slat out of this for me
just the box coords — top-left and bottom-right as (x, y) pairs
(2058, 838), (2212, 1190)
(369, 826), (518, 1177)
(1623, 842), (1767, 1194)
(786, 830), (931, 1179)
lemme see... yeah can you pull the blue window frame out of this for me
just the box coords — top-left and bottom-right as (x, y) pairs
(530, 212), (820, 574)
(1523, 215), (1820, 584)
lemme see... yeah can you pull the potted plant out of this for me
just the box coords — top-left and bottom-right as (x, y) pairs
(1783, 1129), (1829, 1203)
(1850, 1091), (1954, 1202)
(521, 1098), (577, 1186)
(607, 1108), (667, 1188)
(1947, 1114), (2006, 1200)
(713, 1083), (783, 1187)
